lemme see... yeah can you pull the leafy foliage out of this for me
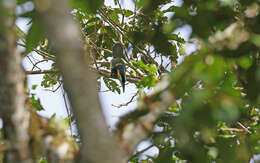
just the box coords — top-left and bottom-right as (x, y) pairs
(14, 0), (260, 162)
(69, 0), (104, 13)
(30, 94), (44, 111)
(103, 77), (121, 94)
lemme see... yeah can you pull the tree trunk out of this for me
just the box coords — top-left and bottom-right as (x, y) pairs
(0, 1), (33, 163)
(38, 0), (127, 163)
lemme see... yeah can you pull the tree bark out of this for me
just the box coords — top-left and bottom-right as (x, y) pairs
(0, 1), (33, 163)
(38, 0), (127, 163)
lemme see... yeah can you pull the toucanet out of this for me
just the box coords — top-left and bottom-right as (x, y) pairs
(111, 43), (126, 93)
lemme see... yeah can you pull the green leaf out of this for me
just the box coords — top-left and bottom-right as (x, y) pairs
(25, 20), (45, 55)
(84, 25), (96, 34)
(251, 34), (260, 47)
(30, 94), (44, 111)
(19, 10), (36, 18)
(132, 60), (157, 74)
(124, 10), (134, 17)
(17, 0), (32, 5)
(103, 77), (121, 94)
(109, 10), (120, 25)
(64, 117), (70, 126)
(86, 17), (101, 25)
(31, 84), (37, 90)
(136, 0), (149, 9)
(113, 0), (118, 5)
(69, 0), (104, 13)
(147, 64), (157, 73)
(41, 73), (59, 88)
(137, 74), (157, 88)
(168, 33), (185, 43)
(38, 157), (48, 163)
(50, 113), (56, 122)
(238, 56), (252, 69)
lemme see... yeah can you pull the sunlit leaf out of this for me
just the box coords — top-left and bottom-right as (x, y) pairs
(30, 94), (44, 111)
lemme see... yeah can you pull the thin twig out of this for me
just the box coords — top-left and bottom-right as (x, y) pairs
(17, 42), (56, 60)
(88, 39), (109, 62)
(220, 127), (244, 132)
(165, 61), (171, 70)
(88, 39), (112, 54)
(25, 69), (59, 75)
(27, 55), (49, 71)
(42, 82), (62, 92)
(112, 91), (138, 108)
(27, 56), (41, 70)
(99, 89), (112, 93)
(99, 8), (167, 73)
(128, 145), (154, 161)
(32, 59), (49, 70)
(116, 0), (124, 43)
(62, 86), (73, 136)
(237, 121), (252, 134)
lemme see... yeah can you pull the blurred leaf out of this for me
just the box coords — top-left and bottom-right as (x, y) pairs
(64, 118), (70, 127)
(38, 157), (48, 163)
(124, 10), (134, 17)
(31, 84), (37, 90)
(136, 0), (149, 9)
(50, 113), (56, 122)
(19, 10), (36, 18)
(109, 11), (120, 25)
(41, 73), (59, 88)
(239, 56), (252, 69)
(17, 0), (32, 5)
(168, 34), (185, 43)
(30, 94), (44, 111)
(137, 74), (157, 88)
(25, 19), (45, 54)
(132, 60), (157, 74)
(69, 0), (104, 13)
(251, 34), (260, 47)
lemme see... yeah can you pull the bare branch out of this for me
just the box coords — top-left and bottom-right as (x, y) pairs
(93, 68), (141, 83)
(62, 85), (73, 136)
(25, 69), (59, 75)
(237, 121), (252, 134)
(112, 92), (138, 108)
(42, 82), (62, 92)
(27, 56), (41, 70)
(17, 42), (56, 60)
(128, 144), (154, 161)
(219, 127), (244, 132)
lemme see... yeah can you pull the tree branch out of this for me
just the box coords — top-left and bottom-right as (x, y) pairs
(0, 2), (33, 163)
(38, 1), (127, 163)
(112, 91), (138, 108)
(17, 42), (56, 60)
(94, 68), (141, 83)
(25, 69), (59, 75)
(98, 8), (167, 73)
(115, 76), (175, 155)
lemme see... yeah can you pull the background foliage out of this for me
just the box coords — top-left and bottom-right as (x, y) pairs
(10, 0), (260, 162)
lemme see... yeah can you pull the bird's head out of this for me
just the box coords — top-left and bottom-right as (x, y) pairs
(112, 42), (124, 58)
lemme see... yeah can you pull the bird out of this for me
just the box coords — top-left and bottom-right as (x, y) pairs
(111, 43), (126, 93)
(112, 42), (124, 58)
